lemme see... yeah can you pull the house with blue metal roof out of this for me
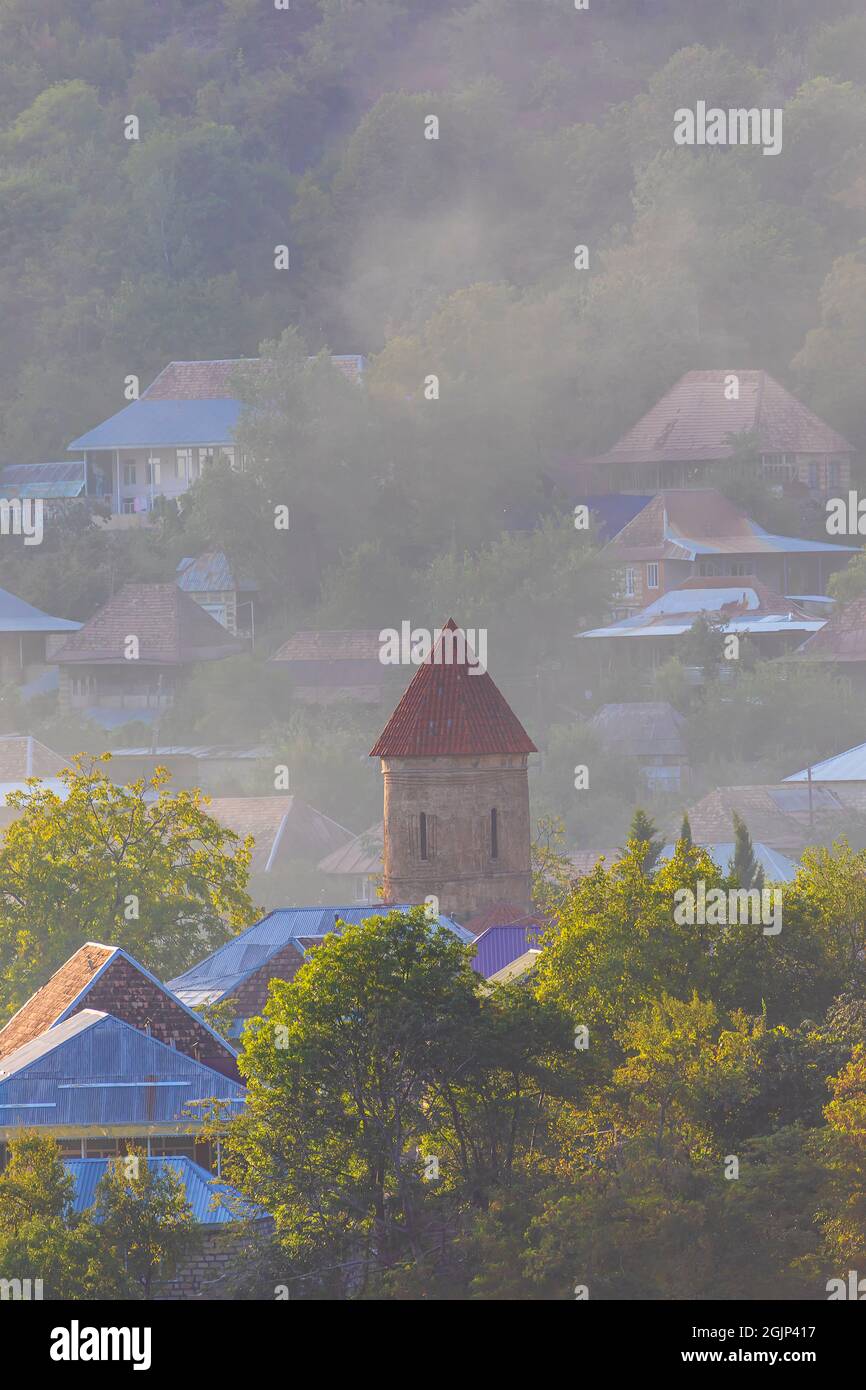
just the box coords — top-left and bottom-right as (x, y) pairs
(0, 1010), (246, 1167)
(176, 551), (258, 637)
(64, 1156), (258, 1226)
(0, 584), (80, 686)
(169, 904), (473, 1028)
(66, 355), (365, 516)
(63, 1157), (270, 1299)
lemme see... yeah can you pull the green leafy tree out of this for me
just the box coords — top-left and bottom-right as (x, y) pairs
(0, 754), (255, 1016)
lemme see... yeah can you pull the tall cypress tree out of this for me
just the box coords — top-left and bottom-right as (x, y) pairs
(731, 811), (764, 890)
(626, 807), (663, 873)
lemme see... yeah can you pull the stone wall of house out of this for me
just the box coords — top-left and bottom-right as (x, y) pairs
(155, 1222), (274, 1301)
(72, 956), (238, 1079)
(380, 753), (532, 921)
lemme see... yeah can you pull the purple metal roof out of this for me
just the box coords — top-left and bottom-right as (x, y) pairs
(471, 924), (544, 979)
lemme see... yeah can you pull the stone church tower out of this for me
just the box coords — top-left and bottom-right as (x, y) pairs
(370, 620), (537, 922)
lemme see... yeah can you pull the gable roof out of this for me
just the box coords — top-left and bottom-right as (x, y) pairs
(370, 620), (536, 758)
(169, 904), (474, 1008)
(658, 841), (799, 882)
(54, 583), (244, 665)
(0, 1010), (245, 1134)
(68, 399), (242, 451)
(605, 490), (857, 561)
(461, 900), (548, 937)
(271, 630), (382, 662)
(585, 370), (853, 467)
(589, 702), (687, 757)
(176, 552), (258, 595)
(790, 596), (866, 664)
(0, 586), (80, 634)
(67, 356), (366, 450)
(143, 356), (366, 399)
(1, 461), (87, 499)
(317, 823), (383, 876)
(64, 1156), (263, 1225)
(0, 942), (237, 1072)
(471, 924), (545, 979)
(0, 734), (66, 781)
(679, 784), (847, 853)
(785, 741), (866, 783)
(205, 796), (355, 875)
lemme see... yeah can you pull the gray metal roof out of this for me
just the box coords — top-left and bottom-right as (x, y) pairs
(0, 586), (80, 633)
(785, 741), (866, 783)
(169, 905), (474, 1006)
(0, 1011), (245, 1131)
(657, 842), (798, 882)
(68, 399), (241, 451)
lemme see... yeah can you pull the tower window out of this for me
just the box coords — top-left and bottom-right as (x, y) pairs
(419, 812), (428, 861)
(490, 808), (499, 860)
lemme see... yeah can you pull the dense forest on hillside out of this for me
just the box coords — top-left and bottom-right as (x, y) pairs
(2, 0), (866, 848)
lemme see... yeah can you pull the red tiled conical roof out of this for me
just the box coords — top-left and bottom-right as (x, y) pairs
(370, 620), (536, 758)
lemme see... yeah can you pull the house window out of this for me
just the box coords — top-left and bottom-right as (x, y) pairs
(123, 461), (137, 487)
(699, 560), (717, 577)
(646, 562), (659, 589)
(625, 567), (636, 597)
(419, 812), (428, 861)
(176, 448), (193, 481)
(121, 498), (136, 514)
(147, 457), (161, 486)
(490, 808), (499, 860)
(762, 453), (796, 481)
(198, 447), (216, 470)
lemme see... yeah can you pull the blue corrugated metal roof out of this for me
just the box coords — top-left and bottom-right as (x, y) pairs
(64, 1156), (261, 1225)
(0, 586), (80, 633)
(176, 552), (258, 594)
(657, 842), (798, 882)
(68, 399), (241, 451)
(169, 904), (474, 1006)
(0, 1011), (245, 1131)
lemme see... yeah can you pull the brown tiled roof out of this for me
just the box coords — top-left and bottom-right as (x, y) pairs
(206, 796), (354, 874)
(791, 597), (866, 664)
(676, 785), (841, 853)
(589, 702), (687, 757)
(144, 355), (364, 400)
(0, 735), (66, 781)
(143, 360), (251, 400)
(587, 370), (853, 467)
(271, 630), (382, 662)
(55, 584), (244, 665)
(568, 849), (621, 876)
(462, 900), (549, 936)
(0, 943), (114, 1056)
(370, 620), (537, 758)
